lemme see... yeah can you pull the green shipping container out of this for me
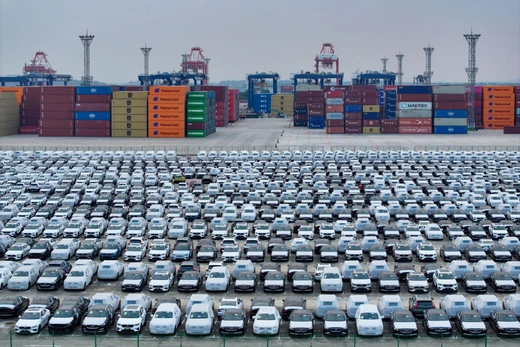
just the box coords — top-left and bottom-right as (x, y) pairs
(187, 109), (209, 116)
(187, 100), (209, 107)
(516, 108), (520, 115)
(187, 130), (207, 137)
(186, 115), (206, 122)
(187, 92), (209, 100)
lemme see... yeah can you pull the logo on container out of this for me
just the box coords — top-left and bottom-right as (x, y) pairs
(89, 113), (95, 119)
(487, 109), (493, 113)
(154, 88), (160, 93)
(448, 128), (454, 132)
(488, 102), (494, 106)
(448, 112), (454, 116)
(487, 95), (493, 99)
(153, 122), (159, 127)
(153, 105), (158, 110)
(153, 97), (158, 101)
(153, 114), (158, 118)
(153, 131), (159, 135)
(90, 88), (97, 93)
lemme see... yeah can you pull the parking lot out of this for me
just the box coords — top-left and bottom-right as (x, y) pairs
(0, 118), (520, 347)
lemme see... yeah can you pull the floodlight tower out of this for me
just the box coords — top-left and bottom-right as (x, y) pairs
(204, 57), (210, 85)
(396, 53), (404, 85)
(140, 45), (152, 86)
(381, 57), (388, 73)
(464, 29), (481, 130)
(423, 44), (434, 84)
(79, 30), (94, 86)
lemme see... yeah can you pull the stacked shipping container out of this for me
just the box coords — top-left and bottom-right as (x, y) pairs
(381, 86), (398, 133)
(0, 92), (20, 136)
(271, 94), (294, 118)
(252, 93), (271, 114)
(147, 86), (188, 138)
(111, 91), (148, 137)
(39, 86), (75, 137)
(307, 91), (325, 129)
(194, 86), (229, 127)
(228, 89), (239, 123)
(483, 86), (515, 129)
(432, 85), (468, 134)
(325, 89), (344, 134)
(74, 86), (113, 137)
(516, 86), (520, 125)
(186, 91), (216, 137)
(396, 86), (432, 134)
(20, 87), (41, 134)
(293, 90), (309, 127)
(344, 88), (362, 134)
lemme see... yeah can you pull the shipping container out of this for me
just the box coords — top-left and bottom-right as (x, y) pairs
(41, 95), (75, 103)
(41, 86), (76, 95)
(74, 103), (111, 112)
(344, 127), (362, 134)
(433, 118), (468, 126)
(326, 113), (344, 120)
(112, 91), (148, 99)
(111, 129), (147, 137)
(363, 120), (380, 127)
(325, 105), (344, 113)
(293, 114), (308, 121)
(362, 112), (380, 120)
(18, 126), (39, 134)
(434, 102), (467, 110)
(148, 129), (185, 138)
(396, 109), (432, 118)
(74, 128), (111, 137)
(293, 120), (308, 127)
(149, 86), (190, 95)
(433, 94), (467, 102)
(433, 126), (468, 134)
(398, 118), (433, 126)
(363, 127), (380, 134)
(483, 123), (511, 129)
(39, 128), (74, 136)
(111, 122), (147, 130)
(503, 126), (520, 134)
(380, 126), (399, 134)
(380, 119), (398, 126)
(398, 94), (432, 102)
(111, 99), (147, 108)
(75, 111), (110, 121)
(433, 110), (468, 118)
(111, 114), (147, 123)
(75, 95), (112, 103)
(344, 98), (362, 105)
(362, 105), (380, 112)
(483, 86), (514, 94)
(326, 126), (345, 134)
(483, 94), (514, 101)
(344, 113), (362, 120)
(397, 102), (432, 110)
(39, 119), (73, 128)
(325, 98), (343, 105)
(326, 120), (344, 127)
(39, 111), (74, 120)
(76, 86), (115, 95)
(326, 90), (343, 98)
(398, 126), (432, 134)
(75, 120), (110, 129)
(485, 101), (515, 108)
(40, 103), (75, 112)
(362, 98), (378, 105)
(112, 106), (147, 115)
(483, 108), (515, 115)
(345, 105), (362, 113)
(431, 85), (466, 94)
(345, 120), (362, 126)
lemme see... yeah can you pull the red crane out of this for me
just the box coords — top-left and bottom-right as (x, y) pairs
(180, 47), (209, 85)
(314, 43), (339, 74)
(23, 51), (57, 75)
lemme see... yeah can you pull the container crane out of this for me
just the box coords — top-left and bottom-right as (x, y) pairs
(315, 43), (340, 84)
(180, 47), (209, 85)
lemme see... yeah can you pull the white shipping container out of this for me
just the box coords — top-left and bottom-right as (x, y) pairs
(326, 113), (344, 120)
(397, 102), (432, 110)
(432, 85), (467, 95)
(326, 98), (344, 105)
(396, 109), (432, 118)
(433, 118), (468, 126)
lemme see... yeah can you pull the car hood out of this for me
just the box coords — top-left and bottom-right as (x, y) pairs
(178, 279), (198, 285)
(220, 320), (243, 328)
(290, 321), (313, 329)
(50, 317), (74, 324)
(16, 319), (41, 327)
(466, 280), (486, 286)
(206, 278), (226, 284)
(409, 280), (428, 286)
(149, 279), (169, 285)
(83, 317), (108, 326)
(118, 317), (141, 325)
(321, 251), (337, 256)
(380, 280), (400, 286)
(394, 321), (417, 329)
(436, 279), (456, 285)
(197, 251), (213, 256)
(428, 320), (451, 328)
(294, 280), (313, 286)
(264, 279), (283, 286)
(352, 278), (371, 285)
(324, 320), (347, 329)
(497, 321), (520, 329)
(38, 277), (58, 284)
(122, 279), (142, 286)
(460, 321), (486, 330)
(495, 279), (516, 285)
(254, 320), (278, 328)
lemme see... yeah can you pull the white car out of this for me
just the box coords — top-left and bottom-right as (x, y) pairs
(314, 263), (332, 281)
(185, 303), (214, 336)
(320, 267), (343, 293)
(253, 306), (282, 335)
(88, 293), (121, 313)
(355, 304), (383, 336)
(205, 266), (231, 292)
(432, 269), (458, 293)
(8, 265), (38, 290)
(148, 271), (174, 292)
(124, 243), (147, 261)
(4, 243), (30, 260)
(74, 259), (98, 275)
(502, 294), (520, 317)
(0, 268), (13, 289)
(116, 305), (147, 333)
(217, 297), (244, 318)
(51, 239), (80, 260)
(416, 242), (437, 261)
(97, 260), (124, 280)
(148, 240), (170, 261)
(406, 272), (429, 293)
(0, 260), (21, 274)
(149, 303), (182, 335)
(424, 224), (444, 240)
(15, 308), (51, 334)
(121, 293), (152, 312)
(186, 294), (214, 315)
(64, 265), (93, 290)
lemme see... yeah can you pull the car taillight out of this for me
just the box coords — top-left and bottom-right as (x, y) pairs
(413, 303), (418, 309)
(432, 303), (435, 308)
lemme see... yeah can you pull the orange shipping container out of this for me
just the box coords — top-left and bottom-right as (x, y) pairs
(483, 115), (515, 122)
(0, 87), (23, 104)
(148, 95), (186, 104)
(148, 129), (185, 138)
(482, 86), (514, 94)
(148, 120), (185, 129)
(483, 123), (514, 129)
(483, 94), (514, 101)
(483, 108), (515, 115)
(148, 86), (190, 95)
(484, 100), (515, 108)
(147, 112), (185, 121)
(148, 104), (185, 113)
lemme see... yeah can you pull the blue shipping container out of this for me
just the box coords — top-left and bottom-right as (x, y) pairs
(382, 115), (397, 120)
(294, 108), (308, 115)
(433, 110), (468, 118)
(74, 111), (111, 121)
(75, 86), (114, 95)
(397, 86), (432, 94)
(385, 90), (397, 95)
(253, 94), (271, 100)
(308, 116), (324, 128)
(385, 109), (396, 116)
(434, 126), (468, 134)
(362, 112), (380, 120)
(345, 105), (362, 113)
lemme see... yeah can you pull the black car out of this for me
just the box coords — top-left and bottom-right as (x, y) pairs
(319, 245), (339, 263)
(488, 272), (517, 293)
(177, 271), (202, 292)
(422, 309), (452, 336)
(61, 296), (90, 315)
(48, 304), (82, 333)
(249, 296), (275, 318)
(267, 238), (285, 254)
(28, 241), (53, 260)
(0, 296), (30, 317)
(99, 242), (122, 260)
(408, 294), (435, 318)
(421, 263), (443, 281)
(460, 272), (487, 293)
(121, 271), (148, 292)
(490, 310), (520, 337)
(270, 245), (290, 262)
(151, 297), (182, 314)
(82, 304), (116, 333)
(246, 245), (265, 262)
(291, 272), (314, 293)
(177, 261), (200, 279)
(282, 296), (306, 320)
(31, 295), (60, 314)
(287, 263), (308, 281)
(454, 310), (486, 337)
(464, 245), (487, 262)
(488, 244), (512, 262)
(219, 309), (248, 335)
(439, 244), (462, 262)
(36, 267), (67, 291)
(378, 272), (401, 293)
(295, 245), (314, 262)
(323, 310), (348, 336)
(263, 271), (285, 292)
(259, 262), (281, 281)
(234, 271), (257, 293)
(196, 245), (218, 262)
(288, 309), (314, 336)
(76, 239), (101, 260)
(394, 264), (416, 281)
(389, 310), (418, 337)
(47, 260), (73, 274)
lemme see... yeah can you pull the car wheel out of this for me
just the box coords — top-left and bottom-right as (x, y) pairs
(37, 325), (42, 333)
(82, 283), (86, 290)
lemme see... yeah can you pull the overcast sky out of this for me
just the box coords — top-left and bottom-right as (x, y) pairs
(1, 0), (519, 84)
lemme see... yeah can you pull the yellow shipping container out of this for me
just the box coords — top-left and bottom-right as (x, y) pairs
(111, 121), (147, 131)
(111, 99), (148, 107)
(112, 91), (149, 99)
(112, 106), (147, 115)
(362, 105), (380, 113)
(0, 127), (19, 137)
(363, 126), (381, 134)
(111, 129), (148, 137)
(111, 114), (148, 123)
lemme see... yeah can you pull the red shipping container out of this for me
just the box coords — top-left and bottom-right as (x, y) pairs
(434, 102), (467, 110)
(344, 113), (362, 120)
(39, 119), (74, 128)
(195, 86), (229, 102)
(296, 91), (311, 97)
(20, 118), (39, 126)
(381, 119), (398, 126)
(363, 90), (378, 98)
(345, 120), (362, 126)
(351, 85), (376, 91)
(516, 116), (520, 125)
(216, 102), (225, 108)
(384, 86), (397, 91)
(216, 120), (226, 127)
(324, 85), (352, 92)
(21, 101), (41, 111)
(433, 94), (466, 102)
(187, 122), (205, 130)
(21, 110), (40, 117)
(398, 126), (432, 134)
(503, 126), (520, 134)
(326, 120), (345, 127)
(23, 87), (42, 95)
(294, 102), (308, 108)
(398, 94), (432, 102)
(345, 90), (362, 97)
(308, 103), (324, 110)
(326, 126), (345, 134)
(40, 103), (75, 111)
(344, 98), (362, 105)
(39, 128), (74, 136)
(515, 99), (520, 107)
(308, 110), (324, 116)
(75, 95), (112, 103)
(474, 108), (483, 115)
(362, 98), (378, 104)
(19, 126), (39, 134)
(41, 95), (75, 103)
(295, 97), (311, 103)
(380, 126), (399, 134)
(398, 118), (432, 126)
(363, 120), (380, 127)
(74, 128), (111, 137)
(75, 120), (110, 129)
(40, 111), (74, 120)
(125, 86), (145, 91)
(326, 105), (344, 113)
(309, 97), (324, 103)
(473, 100), (483, 107)
(344, 127), (362, 134)
(22, 93), (41, 102)
(326, 90), (343, 98)
(294, 115), (308, 121)
(309, 90), (323, 96)
(74, 103), (111, 112)
(280, 86), (294, 93)
(515, 86), (520, 93)
(41, 86), (76, 95)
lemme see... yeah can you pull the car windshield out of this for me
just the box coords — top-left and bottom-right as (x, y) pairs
(176, 245), (190, 250)
(394, 313), (414, 322)
(325, 313), (345, 321)
(498, 314), (517, 321)
(429, 313), (447, 321)
(494, 274), (510, 280)
(223, 312), (243, 321)
(292, 313), (312, 322)
(54, 309), (74, 318)
(155, 311), (173, 319)
(238, 274), (254, 280)
(21, 311), (41, 319)
(221, 300), (236, 307)
(69, 271), (84, 277)
(81, 244), (94, 249)
(122, 310), (140, 318)
(422, 245), (434, 250)
(104, 243), (118, 249)
(127, 273), (142, 279)
(152, 274), (169, 280)
(42, 270), (58, 277)
(14, 271), (28, 277)
(380, 274), (396, 280)
(360, 312), (379, 320)
(32, 243), (47, 249)
(257, 313), (275, 321)
(56, 245), (69, 250)
(438, 273), (454, 280)
(409, 274), (425, 281)
(295, 274), (311, 281)
(462, 314), (481, 322)
(323, 273), (339, 279)
(183, 273), (198, 280)
(347, 245), (361, 250)
(266, 274), (283, 280)
(210, 272), (225, 278)
(200, 247), (213, 252)
(128, 246), (142, 252)
(11, 245), (24, 250)
(190, 311), (208, 319)
(352, 272), (369, 279)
